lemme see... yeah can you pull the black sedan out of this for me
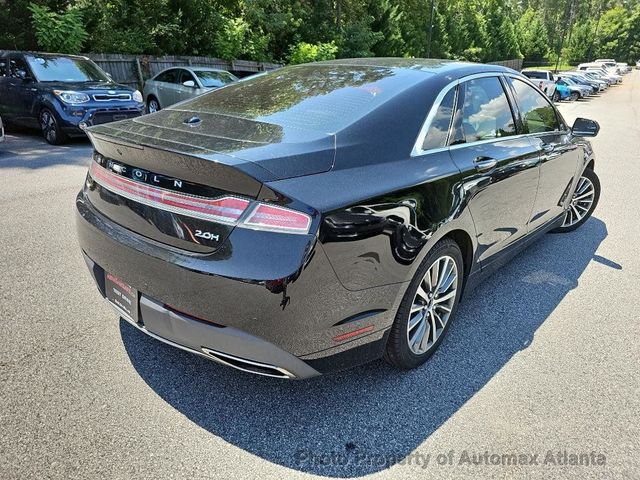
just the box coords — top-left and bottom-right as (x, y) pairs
(76, 59), (600, 379)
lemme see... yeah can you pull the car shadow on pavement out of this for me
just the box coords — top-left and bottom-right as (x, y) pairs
(121, 217), (610, 477)
(0, 129), (91, 170)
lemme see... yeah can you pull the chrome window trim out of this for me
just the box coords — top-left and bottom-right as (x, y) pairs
(411, 71), (568, 157)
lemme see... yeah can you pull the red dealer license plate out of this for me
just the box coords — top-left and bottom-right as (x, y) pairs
(105, 272), (138, 322)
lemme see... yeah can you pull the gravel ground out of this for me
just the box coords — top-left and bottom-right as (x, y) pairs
(0, 73), (638, 480)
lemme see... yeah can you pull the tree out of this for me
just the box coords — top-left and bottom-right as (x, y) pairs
(369, 0), (405, 57)
(288, 41), (338, 64)
(28, 3), (87, 54)
(517, 7), (550, 61)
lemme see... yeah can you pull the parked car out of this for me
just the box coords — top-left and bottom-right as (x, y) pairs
(0, 52), (144, 145)
(566, 72), (607, 92)
(593, 60), (621, 74)
(0, 115), (4, 144)
(578, 64), (622, 84)
(143, 67), (238, 112)
(521, 70), (556, 98)
(616, 62), (631, 73)
(575, 71), (611, 89)
(76, 59), (601, 378)
(556, 76), (592, 100)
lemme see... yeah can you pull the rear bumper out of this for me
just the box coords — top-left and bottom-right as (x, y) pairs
(84, 252), (320, 379)
(76, 191), (400, 378)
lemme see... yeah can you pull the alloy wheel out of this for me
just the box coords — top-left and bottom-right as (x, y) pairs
(407, 255), (458, 355)
(562, 175), (595, 227)
(148, 99), (160, 113)
(40, 110), (57, 144)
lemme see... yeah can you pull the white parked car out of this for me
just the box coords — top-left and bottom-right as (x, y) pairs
(520, 70), (557, 98)
(616, 62), (631, 73)
(577, 64), (622, 84)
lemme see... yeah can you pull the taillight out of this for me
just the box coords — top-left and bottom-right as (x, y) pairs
(89, 160), (312, 234)
(240, 204), (311, 234)
(89, 161), (250, 224)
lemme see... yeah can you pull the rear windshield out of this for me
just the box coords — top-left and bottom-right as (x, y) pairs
(194, 70), (237, 88)
(174, 64), (427, 133)
(26, 55), (110, 82)
(523, 71), (546, 79)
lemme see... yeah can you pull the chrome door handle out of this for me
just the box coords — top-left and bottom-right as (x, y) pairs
(474, 156), (497, 172)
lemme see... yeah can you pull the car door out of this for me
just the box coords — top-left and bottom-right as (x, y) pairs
(176, 69), (200, 103)
(447, 75), (540, 266)
(156, 68), (180, 107)
(506, 75), (582, 231)
(4, 56), (37, 125)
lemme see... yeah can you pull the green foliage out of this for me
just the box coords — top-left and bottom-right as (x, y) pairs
(288, 42), (338, 64)
(214, 16), (269, 61)
(0, 0), (636, 65)
(516, 7), (549, 61)
(28, 3), (88, 54)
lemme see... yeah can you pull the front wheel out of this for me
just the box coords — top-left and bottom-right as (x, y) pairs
(147, 97), (161, 114)
(552, 90), (560, 102)
(551, 168), (600, 233)
(570, 92), (580, 101)
(384, 238), (464, 369)
(39, 108), (67, 145)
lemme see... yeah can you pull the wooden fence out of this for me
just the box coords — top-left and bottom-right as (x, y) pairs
(488, 58), (524, 71)
(9, 52), (522, 89)
(85, 53), (282, 90)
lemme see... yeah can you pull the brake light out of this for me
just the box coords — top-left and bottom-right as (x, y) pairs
(89, 160), (312, 234)
(89, 161), (249, 224)
(240, 204), (311, 234)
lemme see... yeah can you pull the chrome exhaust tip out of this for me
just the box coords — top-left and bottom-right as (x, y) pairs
(200, 347), (295, 379)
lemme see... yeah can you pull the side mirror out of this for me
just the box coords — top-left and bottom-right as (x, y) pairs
(16, 69), (28, 81)
(182, 80), (196, 88)
(571, 117), (600, 137)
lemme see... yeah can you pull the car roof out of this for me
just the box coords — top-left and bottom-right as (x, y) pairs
(312, 57), (513, 79)
(0, 50), (90, 60)
(154, 66), (231, 75)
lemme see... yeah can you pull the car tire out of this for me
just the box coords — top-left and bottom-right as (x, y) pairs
(39, 108), (67, 145)
(384, 237), (464, 370)
(551, 168), (600, 233)
(147, 97), (161, 114)
(570, 92), (580, 101)
(552, 90), (560, 102)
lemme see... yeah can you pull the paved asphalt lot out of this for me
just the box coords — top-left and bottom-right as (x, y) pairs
(1, 74), (639, 480)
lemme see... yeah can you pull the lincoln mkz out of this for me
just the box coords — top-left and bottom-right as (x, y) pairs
(76, 59), (601, 379)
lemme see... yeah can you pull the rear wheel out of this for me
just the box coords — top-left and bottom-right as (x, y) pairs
(384, 238), (464, 369)
(147, 96), (161, 114)
(39, 108), (67, 145)
(552, 168), (600, 233)
(570, 91), (580, 101)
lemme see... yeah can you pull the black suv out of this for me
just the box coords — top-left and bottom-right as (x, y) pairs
(0, 52), (144, 144)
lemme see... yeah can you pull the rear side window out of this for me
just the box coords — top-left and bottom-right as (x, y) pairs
(458, 77), (516, 143)
(156, 69), (179, 83)
(511, 78), (560, 133)
(523, 71), (545, 79)
(9, 57), (30, 79)
(422, 87), (456, 150)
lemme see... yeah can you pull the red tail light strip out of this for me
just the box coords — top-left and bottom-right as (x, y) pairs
(89, 161), (249, 224)
(333, 325), (375, 342)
